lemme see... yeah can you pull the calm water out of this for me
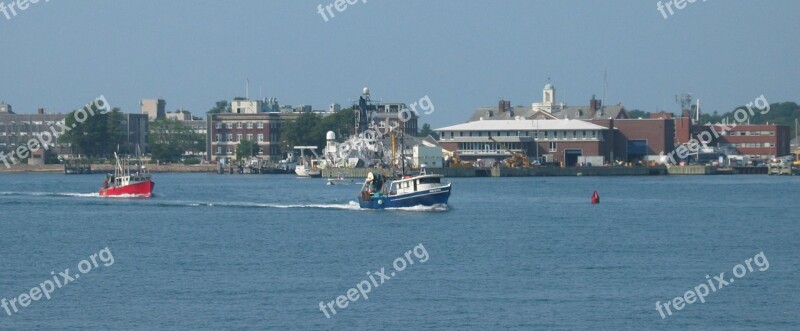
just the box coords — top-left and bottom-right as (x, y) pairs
(0, 173), (798, 330)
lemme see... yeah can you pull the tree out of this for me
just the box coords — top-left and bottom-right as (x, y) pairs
(62, 107), (125, 157)
(148, 119), (205, 162)
(278, 109), (356, 152)
(236, 139), (259, 160)
(280, 112), (325, 152)
(627, 109), (651, 119)
(207, 100), (230, 114)
(418, 123), (439, 139)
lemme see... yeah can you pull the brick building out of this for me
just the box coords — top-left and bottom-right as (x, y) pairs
(206, 112), (302, 162)
(675, 115), (790, 162)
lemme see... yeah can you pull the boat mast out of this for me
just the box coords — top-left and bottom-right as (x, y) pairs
(400, 131), (406, 176)
(114, 152), (122, 178)
(391, 131), (396, 172)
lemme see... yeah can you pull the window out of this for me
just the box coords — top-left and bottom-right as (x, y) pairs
(226, 147), (232, 154)
(226, 134), (233, 142)
(544, 131), (549, 139)
(450, 132), (454, 138)
(257, 134), (264, 142)
(216, 147), (222, 154)
(236, 134), (242, 142)
(247, 134), (253, 141)
(215, 123), (222, 129)
(247, 122), (253, 129)
(459, 132), (464, 137)
(572, 131), (577, 139)
(216, 134), (221, 142)
(226, 123), (232, 129)
(237, 122), (243, 129)
(418, 177), (441, 184)
(592, 131), (597, 138)
(582, 131), (587, 138)
(549, 142), (557, 152)
(257, 122), (264, 129)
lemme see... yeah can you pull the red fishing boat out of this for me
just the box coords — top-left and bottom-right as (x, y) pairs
(99, 153), (154, 197)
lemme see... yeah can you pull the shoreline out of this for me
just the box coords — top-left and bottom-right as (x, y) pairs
(0, 164), (777, 176)
(0, 164), (219, 173)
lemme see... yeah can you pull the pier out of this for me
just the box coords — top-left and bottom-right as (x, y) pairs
(64, 160), (92, 174)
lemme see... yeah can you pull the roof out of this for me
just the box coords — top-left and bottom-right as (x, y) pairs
(549, 105), (628, 120)
(435, 119), (608, 132)
(467, 104), (628, 122)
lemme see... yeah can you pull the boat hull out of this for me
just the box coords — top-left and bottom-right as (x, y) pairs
(295, 167), (322, 178)
(99, 180), (154, 197)
(358, 185), (451, 209)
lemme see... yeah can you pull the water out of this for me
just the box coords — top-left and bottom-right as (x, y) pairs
(0, 173), (798, 330)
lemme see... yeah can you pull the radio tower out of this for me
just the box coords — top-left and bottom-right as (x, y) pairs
(675, 93), (692, 111)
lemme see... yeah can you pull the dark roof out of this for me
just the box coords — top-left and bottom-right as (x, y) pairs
(467, 104), (628, 122)
(549, 105), (628, 120)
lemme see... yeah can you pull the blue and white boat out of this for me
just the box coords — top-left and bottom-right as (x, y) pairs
(357, 169), (451, 209)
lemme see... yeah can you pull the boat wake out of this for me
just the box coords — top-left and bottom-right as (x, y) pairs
(386, 204), (449, 212)
(177, 200), (362, 211)
(0, 192), (447, 212)
(0, 191), (100, 198)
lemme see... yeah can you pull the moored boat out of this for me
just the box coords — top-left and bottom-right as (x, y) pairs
(99, 153), (154, 197)
(294, 146), (324, 178)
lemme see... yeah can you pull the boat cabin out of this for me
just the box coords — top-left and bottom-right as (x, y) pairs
(390, 175), (443, 195)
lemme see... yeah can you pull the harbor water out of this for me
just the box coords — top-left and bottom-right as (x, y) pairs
(0, 173), (798, 329)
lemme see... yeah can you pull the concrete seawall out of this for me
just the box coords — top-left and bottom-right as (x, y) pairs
(323, 166), (665, 178)
(0, 164), (219, 173)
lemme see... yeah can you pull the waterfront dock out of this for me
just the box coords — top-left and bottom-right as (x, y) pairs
(322, 166), (666, 178)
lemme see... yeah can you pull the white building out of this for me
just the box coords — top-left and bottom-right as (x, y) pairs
(531, 83), (566, 113)
(435, 118), (608, 165)
(141, 99), (166, 121)
(231, 100), (262, 114)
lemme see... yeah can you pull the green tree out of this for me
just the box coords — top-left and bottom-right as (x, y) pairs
(280, 112), (325, 151)
(207, 100), (230, 114)
(62, 107), (125, 157)
(148, 119), (205, 162)
(279, 109), (356, 152)
(235, 139), (259, 160)
(627, 109), (651, 119)
(418, 123), (439, 139)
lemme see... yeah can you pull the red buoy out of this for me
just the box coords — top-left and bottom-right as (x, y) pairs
(591, 191), (600, 204)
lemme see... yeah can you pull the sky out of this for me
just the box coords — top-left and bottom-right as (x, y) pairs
(1, 0), (798, 128)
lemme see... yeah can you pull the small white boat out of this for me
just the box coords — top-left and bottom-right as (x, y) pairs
(294, 146), (323, 178)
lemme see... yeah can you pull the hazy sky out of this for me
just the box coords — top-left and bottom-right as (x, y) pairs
(1, 0), (798, 127)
